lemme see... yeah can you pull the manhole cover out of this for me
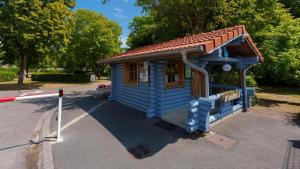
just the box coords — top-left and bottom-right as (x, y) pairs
(154, 120), (177, 131)
(127, 144), (150, 159)
(206, 133), (237, 149)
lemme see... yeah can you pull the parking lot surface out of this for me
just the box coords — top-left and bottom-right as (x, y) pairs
(0, 85), (98, 169)
(51, 101), (300, 169)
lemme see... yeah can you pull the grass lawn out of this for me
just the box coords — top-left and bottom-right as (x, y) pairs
(0, 78), (110, 91)
(257, 86), (300, 100)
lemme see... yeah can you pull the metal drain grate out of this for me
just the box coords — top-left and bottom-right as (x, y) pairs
(282, 140), (300, 169)
(154, 120), (178, 131)
(127, 144), (150, 159)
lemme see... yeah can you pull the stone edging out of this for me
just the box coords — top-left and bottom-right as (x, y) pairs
(36, 110), (55, 169)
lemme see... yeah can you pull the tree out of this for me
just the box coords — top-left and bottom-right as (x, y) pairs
(127, 14), (160, 49)
(42, 0), (76, 8)
(226, 0), (300, 86)
(63, 9), (122, 77)
(128, 0), (300, 86)
(127, 0), (231, 49)
(279, 0), (300, 18)
(0, 0), (73, 87)
(251, 15), (300, 85)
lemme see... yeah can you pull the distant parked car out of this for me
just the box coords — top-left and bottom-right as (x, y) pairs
(92, 84), (111, 99)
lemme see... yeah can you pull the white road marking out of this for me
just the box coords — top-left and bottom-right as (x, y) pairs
(50, 101), (107, 138)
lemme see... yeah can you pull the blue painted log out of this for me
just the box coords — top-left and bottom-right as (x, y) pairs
(112, 62), (193, 117)
(185, 98), (215, 133)
(146, 61), (158, 118)
(113, 64), (151, 112)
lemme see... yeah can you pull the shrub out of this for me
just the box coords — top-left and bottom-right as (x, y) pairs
(31, 73), (90, 83)
(246, 75), (257, 87)
(212, 70), (257, 87)
(36, 69), (64, 74)
(0, 68), (17, 82)
(0, 71), (16, 82)
(0, 67), (18, 73)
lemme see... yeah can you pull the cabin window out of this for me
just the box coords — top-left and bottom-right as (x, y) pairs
(124, 62), (138, 84)
(129, 63), (137, 82)
(165, 60), (184, 88)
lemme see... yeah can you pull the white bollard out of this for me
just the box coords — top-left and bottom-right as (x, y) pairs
(57, 89), (63, 142)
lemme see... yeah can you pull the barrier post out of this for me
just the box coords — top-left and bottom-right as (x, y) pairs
(57, 89), (63, 142)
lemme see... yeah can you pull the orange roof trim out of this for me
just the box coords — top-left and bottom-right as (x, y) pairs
(100, 25), (263, 63)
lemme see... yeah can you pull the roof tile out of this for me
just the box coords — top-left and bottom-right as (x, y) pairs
(101, 25), (263, 63)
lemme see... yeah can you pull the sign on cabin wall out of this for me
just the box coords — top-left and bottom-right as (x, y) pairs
(220, 90), (241, 103)
(139, 61), (148, 83)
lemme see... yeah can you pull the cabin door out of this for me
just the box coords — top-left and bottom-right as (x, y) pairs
(191, 70), (206, 98)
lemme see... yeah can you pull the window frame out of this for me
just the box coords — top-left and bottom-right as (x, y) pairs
(124, 61), (138, 85)
(164, 60), (184, 89)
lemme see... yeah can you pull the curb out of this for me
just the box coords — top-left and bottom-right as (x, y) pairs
(36, 110), (56, 169)
(210, 109), (243, 128)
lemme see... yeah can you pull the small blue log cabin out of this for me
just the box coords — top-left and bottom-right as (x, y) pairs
(99, 25), (263, 133)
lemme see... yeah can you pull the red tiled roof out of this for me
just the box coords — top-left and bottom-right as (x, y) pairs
(100, 25), (263, 63)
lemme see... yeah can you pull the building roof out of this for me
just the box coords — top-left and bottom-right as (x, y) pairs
(100, 25), (263, 63)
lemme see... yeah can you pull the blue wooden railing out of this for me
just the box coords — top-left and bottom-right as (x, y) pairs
(185, 87), (255, 133)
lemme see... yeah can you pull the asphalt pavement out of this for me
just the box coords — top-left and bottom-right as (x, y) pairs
(51, 101), (300, 169)
(0, 84), (98, 169)
(1, 84), (299, 169)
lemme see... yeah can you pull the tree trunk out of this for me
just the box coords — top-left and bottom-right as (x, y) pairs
(18, 54), (27, 88)
(26, 66), (29, 78)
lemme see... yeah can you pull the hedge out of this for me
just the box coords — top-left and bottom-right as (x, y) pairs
(0, 67), (18, 73)
(31, 73), (90, 83)
(0, 71), (16, 82)
(0, 68), (18, 82)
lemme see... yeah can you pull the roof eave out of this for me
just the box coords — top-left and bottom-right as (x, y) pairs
(98, 46), (205, 64)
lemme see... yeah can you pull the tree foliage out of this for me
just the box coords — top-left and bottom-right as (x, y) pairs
(0, 0), (73, 87)
(128, 0), (300, 86)
(63, 9), (122, 76)
(227, 0), (300, 86)
(127, 13), (159, 49)
(128, 0), (231, 48)
(279, 0), (300, 18)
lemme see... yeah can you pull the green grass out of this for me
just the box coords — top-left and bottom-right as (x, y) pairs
(256, 86), (300, 105)
(257, 86), (300, 97)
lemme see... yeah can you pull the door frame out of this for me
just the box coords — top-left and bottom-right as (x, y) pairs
(191, 70), (206, 98)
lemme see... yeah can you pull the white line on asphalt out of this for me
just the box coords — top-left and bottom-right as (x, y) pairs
(50, 101), (107, 138)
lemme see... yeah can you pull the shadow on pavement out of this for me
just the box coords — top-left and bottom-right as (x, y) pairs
(89, 101), (202, 159)
(257, 98), (300, 107)
(286, 113), (300, 127)
(19, 92), (203, 159)
(19, 90), (95, 114)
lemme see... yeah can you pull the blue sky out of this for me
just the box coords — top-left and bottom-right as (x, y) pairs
(74, 0), (142, 47)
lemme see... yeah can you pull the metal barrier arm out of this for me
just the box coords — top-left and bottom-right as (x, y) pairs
(0, 92), (59, 102)
(0, 89), (64, 143)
